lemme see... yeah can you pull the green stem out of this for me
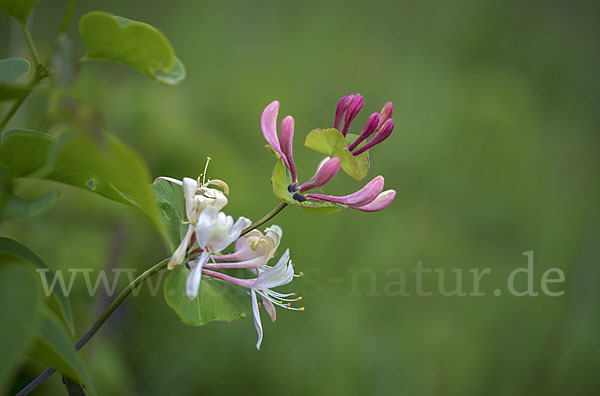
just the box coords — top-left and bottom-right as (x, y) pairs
(0, 0), (78, 132)
(241, 201), (288, 236)
(21, 24), (40, 67)
(15, 259), (169, 396)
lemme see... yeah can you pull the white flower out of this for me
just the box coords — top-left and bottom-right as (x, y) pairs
(250, 249), (303, 349)
(185, 205), (252, 300)
(157, 176), (230, 270)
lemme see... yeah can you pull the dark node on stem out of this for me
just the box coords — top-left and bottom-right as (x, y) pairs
(185, 260), (191, 270)
(293, 192), (307, 202)
(287, 183), (298, 193)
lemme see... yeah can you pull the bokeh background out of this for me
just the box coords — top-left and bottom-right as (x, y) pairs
(1, 0), (599, 394)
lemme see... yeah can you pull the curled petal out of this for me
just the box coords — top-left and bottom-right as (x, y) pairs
(186, 251), (210, 300)
(154, 176), (182, 185)
(252, 290), (264, 350)
(306, 176), (384, 207)
(298, 157), (341, 192)
(279, 115), (297, 183)
(261, 101), (281, 152)
(255, 249), (294, 289)
(354, 189), (396, 212)
(167, 225), (194, 270)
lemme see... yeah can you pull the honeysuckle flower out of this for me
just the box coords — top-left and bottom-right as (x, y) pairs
(185, 206), (252, 299)
(158, 177), (230, 269)
(201, 248), (303, 349)
(352, 189), (397, 212)
(207, 225), (282, 268)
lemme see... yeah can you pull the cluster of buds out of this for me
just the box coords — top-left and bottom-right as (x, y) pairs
(157, 172), (302, 349)
(261, 94), (396, 211)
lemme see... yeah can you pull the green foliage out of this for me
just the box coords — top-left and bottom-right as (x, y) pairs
(0, 129), (54, 177)
(0, 0), (40, 24)
(164, 264), (252, 326)
(45, 132), (164, 236)
(3, 189), (61, 219)
(27, 308), (91, 386)
(304, 128), (369, 180)
(0, 57), (30, 83)
(271, 157), (343, 214)
(0, 264), (41, 393)
(151, 180), (186, 251)
(79, 11), (185, 85)
(0, 237), (74, 334)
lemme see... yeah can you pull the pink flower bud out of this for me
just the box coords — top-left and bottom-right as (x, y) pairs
(354, 189), (396, 212)
(334, 95), (353, 130)
(261, 101), (281, 152)
(340, 94), (363, 136)
(348, 113), (379, 152)
(377, 102), (393, 130)
(352, 119), (394, 156)
(279, 115), (297, 183)
(306, 175), (384, 207)
(298, 157), (341, 192)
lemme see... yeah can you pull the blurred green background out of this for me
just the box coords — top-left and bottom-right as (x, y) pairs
(1, 0), (599, 394)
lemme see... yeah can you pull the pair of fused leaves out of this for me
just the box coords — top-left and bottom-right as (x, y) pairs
(152, 180), (252, 326)
(0, 238), (91, 393)
(270, 128), (370, 212)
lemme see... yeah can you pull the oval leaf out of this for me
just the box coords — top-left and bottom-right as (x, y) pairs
(0, 0), (40, 24)
(79, 11), (185, 85)
(0, 129), (54, 177)
(164, 264), (252, 326)
(0, 264), (41, 392)
(27, 308), (91, 385)
(0, 237), (74, 334)
(0, 57), (30, 83)
(151, 180), (187, 250)
(0, 83), (31, 102)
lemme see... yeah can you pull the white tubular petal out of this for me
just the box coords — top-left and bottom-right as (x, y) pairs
(185, 251), (210, 300)
(211, 216), (252, 253)
(154, 176), (183, 186)
(255, 249), (294, 289)
(167, 225), (194, 270)
(195, 206), (218, 249)
(182, 178), (199, 220)
(252, 290), (263, 350)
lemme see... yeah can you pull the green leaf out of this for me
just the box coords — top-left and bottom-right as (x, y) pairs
(0, 237), (74, 334)
(27, 308), (91, 385)
(151, 180), (186, 251)
(45, 132), (165, 238)
(0, 129), (54, 177)
(271, 157), (343, 213)
(79, 11), (185, 85)
(0, 83), (30, 102)
(164, 264), (252, 326)
(3, 189), (61, 219)
(0, 0), (40, 24)
(304, 128), (369, 180)
(0, 57), (30, 83)
(0, 264), (41, 393)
